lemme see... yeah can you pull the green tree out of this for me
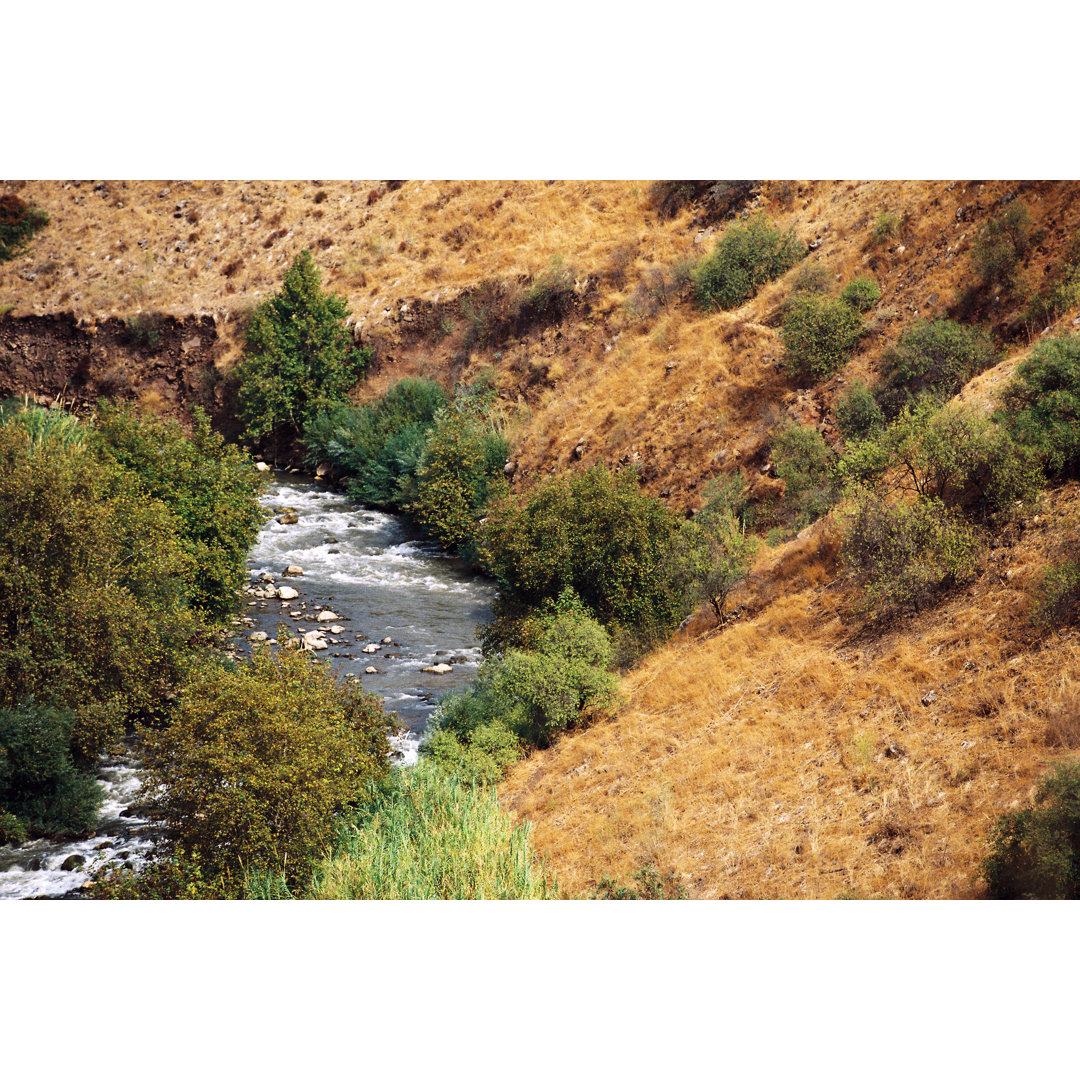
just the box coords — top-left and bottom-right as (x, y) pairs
(92, 402), (267, 621)
(481, 464), (683, 643)
(236, 249), (370, 452)
(781, 293), (864, 381)
(141, 647), (394, 889)
(0, 418), (201, 760)
(662, 510), (754, 622)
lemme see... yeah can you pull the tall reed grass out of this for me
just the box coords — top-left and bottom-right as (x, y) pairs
(247, 761), (554, 899)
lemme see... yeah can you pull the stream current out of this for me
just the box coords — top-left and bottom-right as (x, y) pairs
(0, 474), (495, 899)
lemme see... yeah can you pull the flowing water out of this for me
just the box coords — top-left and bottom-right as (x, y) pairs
(0, 474), (496, 899)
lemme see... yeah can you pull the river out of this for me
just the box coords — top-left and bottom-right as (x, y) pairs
(0, 473), (495, 899)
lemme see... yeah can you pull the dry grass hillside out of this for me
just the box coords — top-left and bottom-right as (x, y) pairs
(3, 178), (1080, 898)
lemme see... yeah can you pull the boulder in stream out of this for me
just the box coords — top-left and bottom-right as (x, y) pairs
(316, 610), (340, 622)
(283, 565), (304, 577)
(423, 663), (453, 674)
(277, 512), (299, 525)
(277, 586), (299, 600)
(60, 854), (86, 872)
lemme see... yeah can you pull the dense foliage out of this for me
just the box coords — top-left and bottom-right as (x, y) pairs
(92, 402), (266, 620)
(236, 250), (370, 450)
(140, 647), (393, 890)
(693, 215), (805, 311)
(835, 380), (885, 441)
(970, 201), (1033, 286)
(1002, 333), (1080, 477)
(303, 377), (448, 507)
(0, 701), (103, 840)
(982, 762), (1080, 899)
(480, 464), (683, 644)
(0, 194), (49, 262)
(408, 406), (510, 557)
(0, 417), (201, 761)
(661, 510), (754, 621)
(876, 318), (997, 418)
(781, 293), (865, 381)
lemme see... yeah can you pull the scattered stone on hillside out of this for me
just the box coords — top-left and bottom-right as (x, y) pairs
(277, 512), (299, 525)
(921, 690), (937, 706)
(423, 663), (453, 674)
(884, 742), (906, 759)
(283, 565), (303, 576)
(504, 459), (517, 477)
(277, 586), (299, 600)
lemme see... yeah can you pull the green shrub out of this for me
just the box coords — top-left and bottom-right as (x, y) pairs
(787, 262), (832, 298)
(840, 277), (881, 313)
(662, 509), (754, 622)
(876, 318), (998, 418)
(838, 400), (1041, 520)
(235, 249), (370, 450)
(770, 423), (840, 526)
(1002, 333), (1080, 476)
(1032, 561), (1080, 629)
(840, 490), (982, 615)
(594, 861), (688, 899)
(303, 378), (449, 508)
(871, 211), (900, 246)
(431, 589), (618, 757)
(0, 701), (103, 838)
(481, 464), (683, 642)
(982, 762), (1080, 899)
(0, 420), (201, 760)
(781, 293), (864, 381)
(301, 760), (553, 899)
(693, 215), (806, 311)
(0, 195), (49, 261)
(92, 402), (267, 621)
(141, 647), (393, 889)
(971, 201), (1033, 286)
(835, 380), (885, 441)
(407, 405), (510, 557)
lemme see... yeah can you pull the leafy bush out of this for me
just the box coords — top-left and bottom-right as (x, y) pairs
(235, 249), (370, 450)
(1002, 333), (1080, 476)
(838, 400), (1042, 520)
(840, 490), (982, 615)
(781, 293), (864, 381)
(0, 701), (103, 838)
(662, 509), (754, 622)
(0, 419), (200, 760)
(303, 378), (448, 508)
(971, 201), (1033, 286)
(835, 380), (885, 441)
(481, 464), (683, 643)
(141, 647), (393, 889)
(982, 762), (1080, 899)
(786, 262), (832, 298)
(693, 215), (806, 311)
(1032, 561), (1080, 629)
(840, 277), (881, 313)
(429, 589), (618, 763)
(0, 194), (49, 261)
(770, 423), (840, 525)
(876, 318), (998, 418)
(407, 405), (510, 557)
(92, 402), (267, 621)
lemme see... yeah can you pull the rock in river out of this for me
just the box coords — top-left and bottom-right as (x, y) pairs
(277, 586), (299, 600)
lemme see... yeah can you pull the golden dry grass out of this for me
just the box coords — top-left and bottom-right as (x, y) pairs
(499, 484), (1080, 899)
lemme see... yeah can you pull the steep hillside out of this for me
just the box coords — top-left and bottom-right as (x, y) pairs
(4, 178), (1080, 898)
